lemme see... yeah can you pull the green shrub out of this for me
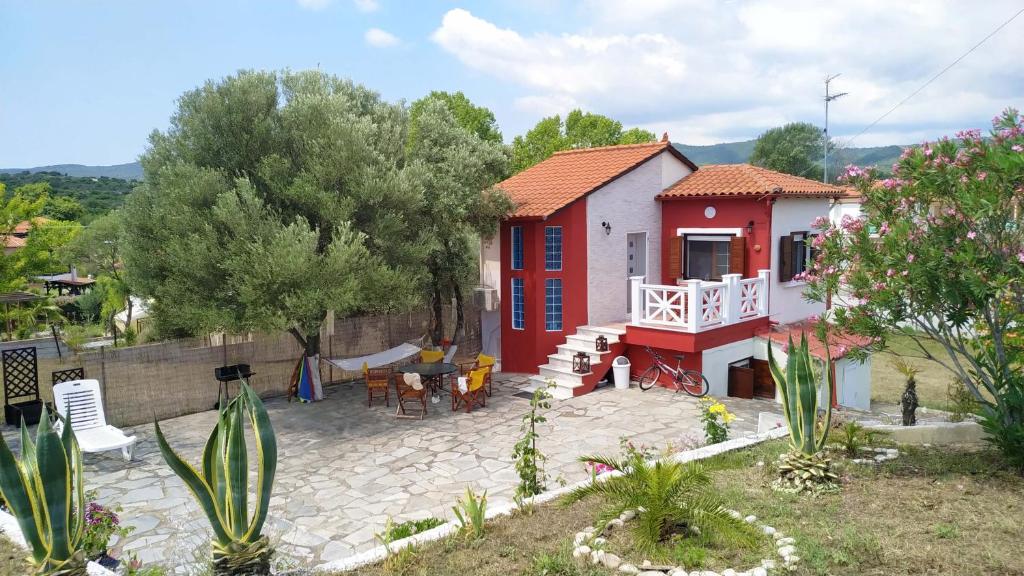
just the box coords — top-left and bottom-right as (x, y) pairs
(563, 453), (756, 553)
(947, 378), (979, 422)
(513, 384), (552, 499)
(830, 421), (884, 458)
(377, 517), (445, 542)
(669, 539), (707, 569)
(452, 487), (487, 540)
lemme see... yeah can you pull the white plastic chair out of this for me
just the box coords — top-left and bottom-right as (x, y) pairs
(52, 379), (136, 461)
(443, 344), (458, 364)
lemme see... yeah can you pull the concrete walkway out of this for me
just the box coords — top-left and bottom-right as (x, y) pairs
(1, 374), (776, 572)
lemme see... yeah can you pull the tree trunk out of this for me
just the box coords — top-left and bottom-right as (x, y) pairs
(287, 326), (322, 357)
(452, 278), (465, 344)
(430, 265), (444, 346)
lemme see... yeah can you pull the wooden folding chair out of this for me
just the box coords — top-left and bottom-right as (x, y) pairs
(395, 372), (428, 419)
(451, 366), (488, 413)
(419, 349), (445, 363)
(459, 353), (496, 396)
(364, 365), (391, 407)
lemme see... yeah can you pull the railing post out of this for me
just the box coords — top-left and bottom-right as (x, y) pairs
(757, 269), (771, 317)
(629, 276), (644, 325)
(722, 273), (741, 325)
(681, 279), (700, 332)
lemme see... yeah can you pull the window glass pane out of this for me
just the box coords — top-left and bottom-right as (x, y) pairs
(545, 279), (562, 331)
(512, 278), (525, 329)
(793, 236), (807, 275)
(686, 238), (731, 281)
(511, 226), (523, 270)
(544, 226), (562, 271)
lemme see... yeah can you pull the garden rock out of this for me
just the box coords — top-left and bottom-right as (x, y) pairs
(638, 571), (667, 576)
(776, 537), (795, 545)
(619, 564), (639, 574)
(744, 515), (757, 523)
(777, 545), (796, 557)
(620, 509), (637, 521)
(603, 553), (622, 570)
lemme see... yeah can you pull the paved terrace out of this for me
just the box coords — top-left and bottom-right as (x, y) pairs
(1, 374), (777, 572)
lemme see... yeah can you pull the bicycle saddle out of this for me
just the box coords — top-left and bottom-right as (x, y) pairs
(673, 354), (686, 360)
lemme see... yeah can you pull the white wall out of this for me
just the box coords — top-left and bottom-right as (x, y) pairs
(479, 234), (502, 360)
(586, 151), (693, 326)
(837, 356), (872, 410)
(829, 199), (862, 226)
(769, 198), (829, 324)
(701, 338), (756, 397)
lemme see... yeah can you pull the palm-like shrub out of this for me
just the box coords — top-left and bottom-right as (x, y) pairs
(563, 454), (755, 552)
(155, 381), (277, 575)
(768, 333), (839, 490)
(0, 410), (88, 575)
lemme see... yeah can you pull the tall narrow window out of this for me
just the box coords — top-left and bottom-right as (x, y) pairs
(544, 226), (562, 271)
(511, 278), (525, 330)
(545, 279), (563, 331)
(511, 226), (524, 270)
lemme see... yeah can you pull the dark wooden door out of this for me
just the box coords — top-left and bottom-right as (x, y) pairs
(727, 365), (754, 399)
(752, 359), (775, 399)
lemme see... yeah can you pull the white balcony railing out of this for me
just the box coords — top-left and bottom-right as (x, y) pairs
(629, 270), (770, 333)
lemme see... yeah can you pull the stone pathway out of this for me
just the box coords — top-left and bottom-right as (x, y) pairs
(1, 374), (776, 572)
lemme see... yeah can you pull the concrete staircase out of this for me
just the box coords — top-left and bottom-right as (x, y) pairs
(526, 325), (628, 399)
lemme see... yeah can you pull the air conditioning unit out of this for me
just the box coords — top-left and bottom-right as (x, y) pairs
(473, 286), (499, 311)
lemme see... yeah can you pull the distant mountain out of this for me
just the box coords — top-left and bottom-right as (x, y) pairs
(0, 161), (142, 180)
(673, 141), (906, 175)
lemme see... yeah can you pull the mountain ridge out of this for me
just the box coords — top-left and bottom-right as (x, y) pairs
(0, 162), (143, 180)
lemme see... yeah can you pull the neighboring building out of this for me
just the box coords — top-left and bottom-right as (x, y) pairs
(37, 265), (96, 296)
(2, 217), (51, 255)
(478, 137), (872, 409)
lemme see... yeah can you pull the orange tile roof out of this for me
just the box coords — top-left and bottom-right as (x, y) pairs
(498, 141), (695, 219)
(2, 235), (26, 249)
(757, 320), (873, 360)
(13, 217), (51, 234)
(658, 164), (845, 199)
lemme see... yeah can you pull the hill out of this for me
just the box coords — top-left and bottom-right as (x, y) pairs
(0, 161), (142, 180)
(673, 140), (906, 174)
(0, 171), (135, 217)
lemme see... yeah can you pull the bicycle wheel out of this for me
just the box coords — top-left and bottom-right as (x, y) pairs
(679, 370), (710, 397)
(637, 366), (661, 391)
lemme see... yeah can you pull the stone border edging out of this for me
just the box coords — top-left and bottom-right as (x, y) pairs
(315, 427), (791, 573)
(0, 509), (117, 576)
(864, 421), (987, 445)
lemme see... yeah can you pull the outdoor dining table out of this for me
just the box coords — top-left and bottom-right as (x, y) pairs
(397, 362), (458, 402)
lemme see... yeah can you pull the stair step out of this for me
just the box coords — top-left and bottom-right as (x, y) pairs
(576, 324), (628, 337)
(527, 375), (578, 399)
(556, 344), (609, 360)
(565, 334), (619, 350)
(538, 364), (587, 384)
(548, 352), (608, 370)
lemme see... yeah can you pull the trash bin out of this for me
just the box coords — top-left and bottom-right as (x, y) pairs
(612, 356), (631, 390)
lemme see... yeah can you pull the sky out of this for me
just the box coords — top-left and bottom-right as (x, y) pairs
(1, 0), (1022, 167)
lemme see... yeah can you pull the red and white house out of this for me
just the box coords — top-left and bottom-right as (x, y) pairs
(476, 138), (871, 408)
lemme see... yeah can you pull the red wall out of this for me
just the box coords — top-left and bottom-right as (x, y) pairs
(659, 197), (773, 284)
(500, 201), (589, 373)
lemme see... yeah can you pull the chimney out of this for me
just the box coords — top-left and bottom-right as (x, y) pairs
(70, 265), (77, 281)
(661, 132), (670, 143)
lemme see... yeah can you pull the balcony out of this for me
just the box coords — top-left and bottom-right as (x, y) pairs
(629, 270), (770, 333)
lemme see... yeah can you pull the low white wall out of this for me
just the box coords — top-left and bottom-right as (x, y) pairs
(702, 338), (756, 397)
(0, 510), (116, 575)
(866, 421), (987, 445)
(316, 426), (789, 573)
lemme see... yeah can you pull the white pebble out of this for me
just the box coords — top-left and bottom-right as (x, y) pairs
(777, 536), (796, 545)
(751, 568), (768, 576)
(619, 565), (639, 574)
(607, 518), (625, 529)
(761, 559), (776, 570)
(777, 545), (796, 557)
(744, 515), (757, 523)
(603, 553), (622, 570)
(592, 537), (607, 547)
(583, 526), (596, 534)
(727, 510), (742, 519)
(621, 510), (637, 521)
(762, 525), (776, 535)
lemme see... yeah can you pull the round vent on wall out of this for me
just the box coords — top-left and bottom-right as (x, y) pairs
(704, 206), (717, 219)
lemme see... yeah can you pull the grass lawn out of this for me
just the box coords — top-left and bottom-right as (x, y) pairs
(341, 441), (1024, 576)
(870, 332), (961, 410)
(0, 533), (27, 576)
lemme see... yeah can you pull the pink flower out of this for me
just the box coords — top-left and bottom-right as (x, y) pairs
(1013, 144), (1023, 152)
(977, 171), (988, 181)
(967, 231), (977, 240)
(1018, 251), (1024, 263)
(886, 268), (896, 277)
(907, 253), (915, 263)
(959, 174), (969, 183)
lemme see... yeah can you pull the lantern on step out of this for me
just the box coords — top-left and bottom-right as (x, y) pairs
(595, 335), (609, 352)
(572, 351), (591, 374)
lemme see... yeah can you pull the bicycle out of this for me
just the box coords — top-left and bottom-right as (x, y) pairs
(635, 346), (710, 397)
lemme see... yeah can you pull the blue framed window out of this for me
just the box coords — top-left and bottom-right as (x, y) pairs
(545, 279), (563, 331)
(544, 226), (562, 271)
(511, 226), (524, 270)
(511, 278), (525, 330)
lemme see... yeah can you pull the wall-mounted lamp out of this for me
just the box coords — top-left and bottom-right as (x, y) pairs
(745, 220), (755, 234)
(601, 221), (612, 235)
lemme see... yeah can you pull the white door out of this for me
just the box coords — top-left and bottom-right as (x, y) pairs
(626, 232), (648, 313)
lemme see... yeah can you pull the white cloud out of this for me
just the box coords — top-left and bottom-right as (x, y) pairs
(353, 0), (378, 12)
(365, 27), (399, 48)
(296, 0), (331, 10)
(432, 3), (1024, 145)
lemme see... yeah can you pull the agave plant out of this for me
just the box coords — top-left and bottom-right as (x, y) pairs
(155, 381), (277, 575)
(768, 333), (839, 490)
(563, 454), (755, 553)
(0, 410), (88, 575)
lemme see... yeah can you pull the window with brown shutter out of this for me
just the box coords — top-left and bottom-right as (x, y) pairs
(729, 236), (746, 275)
(779, 234), (794, 281)
(668, 235), (683, 280)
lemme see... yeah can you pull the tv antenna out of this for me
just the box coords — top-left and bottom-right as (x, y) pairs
(823, 74), (848, 183)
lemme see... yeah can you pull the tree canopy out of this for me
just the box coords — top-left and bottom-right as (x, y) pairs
(124, 70), (424, 355)
(804, 109), (1024, 470)
(749, 122), (827, 182)
(510, 109), (656, 173)
(408, 91), (503, 145)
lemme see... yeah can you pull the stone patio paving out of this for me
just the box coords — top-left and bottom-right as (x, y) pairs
(1, 373), (778, 572)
